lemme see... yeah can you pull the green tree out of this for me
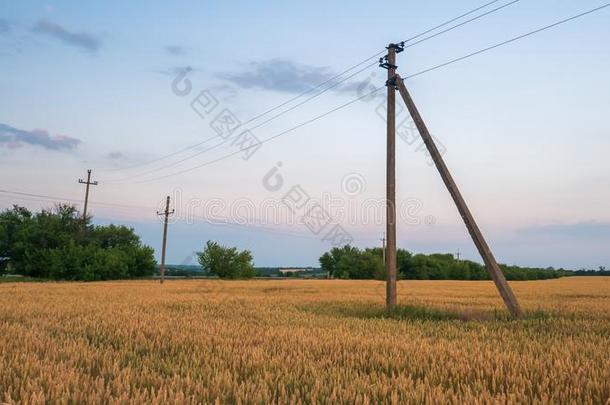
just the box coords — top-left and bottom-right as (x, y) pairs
(319, 252), (334, 278)
(0, 205), (33, 275)
(396, 249), (413, 279)
(196, 240), (255, 279)
(0, 204), (155, 280)
(362, 248), (385, 280)
(334, 246), (361, 279)
(318, 245), (363, 279)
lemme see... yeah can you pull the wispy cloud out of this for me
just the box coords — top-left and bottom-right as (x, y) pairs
(0, 19), (10, 35)
(159, 65), (200, 76)
(220, 59), (366, 94)
(107, 151), (126, 160)
(0, 123), (81, 151)
(33, 19), (101, 52)
(165, 45), (186, 56)
(519, 221), (610, 239)
(208, 84), (238, 100)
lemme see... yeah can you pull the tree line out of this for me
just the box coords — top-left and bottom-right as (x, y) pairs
(1, 205), (604, 281)
(319, 246), (571, 281)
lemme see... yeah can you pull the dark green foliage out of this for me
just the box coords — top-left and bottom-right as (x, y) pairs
(564, 267), (610, 276)
(0, 204), (155, 280)
(164, 265), (203, 277)
(319, 245), (570, 281)
(196, 240), (255, 279)
(318, 245), (386, 280)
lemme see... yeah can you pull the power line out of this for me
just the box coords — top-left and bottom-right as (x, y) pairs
(399, 0), (504, 43)
(246, 0), (507, 129)
(249, 62), (378, 131)
(128, 3), (610, 183)
(245, 1), (521, 134)
(103, 55), (383, 175)
(109, 1), (520, 183)
(131, 86), (385, 183)
(243, 1), (521, 134)
(0, 189), (370, 242)
(403, 0), (520, 49)
(103, 134), (219, 173)
(405, 2), (610, 80)
(107, 137), (230, 183)
(0, 189), (152, 211)
(111, 61), (379, 182)
(243, 58), (383, 128)
(105, 0), (515, 175)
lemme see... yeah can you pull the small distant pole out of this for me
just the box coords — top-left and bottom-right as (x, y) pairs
(381, 232), (386, 266)
(456, 250), (461, 262)
(157, 196), (175, 284)
(78, 169), (98, 222)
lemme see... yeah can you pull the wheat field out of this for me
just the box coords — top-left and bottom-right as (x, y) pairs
(0, 277), (609, 404)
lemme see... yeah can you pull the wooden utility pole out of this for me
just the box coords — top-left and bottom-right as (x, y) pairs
(382, 43), (401, 311)
(157, 196), (175, 284)
(394, 74), (523, 317)
(78, 169), (98, 222)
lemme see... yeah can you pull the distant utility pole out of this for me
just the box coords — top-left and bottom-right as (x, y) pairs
(380, 42), (403, 311)
(157, 196), (175, 284)
(380, 232), (386, 266)
(456, 250), (461, 262)
(78, 169), (98, 222)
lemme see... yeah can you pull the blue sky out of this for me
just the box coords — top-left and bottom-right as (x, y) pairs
(1, 1), (609, 269)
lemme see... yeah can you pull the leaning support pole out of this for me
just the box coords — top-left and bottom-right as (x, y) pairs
(394, 74), (523, 317)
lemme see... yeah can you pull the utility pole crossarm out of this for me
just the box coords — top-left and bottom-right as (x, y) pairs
(394, 74), (523, 318)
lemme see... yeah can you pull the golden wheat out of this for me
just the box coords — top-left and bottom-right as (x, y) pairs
(0, 277), (609, 404)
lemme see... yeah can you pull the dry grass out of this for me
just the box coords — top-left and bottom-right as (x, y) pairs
(1, 277), (609, 404)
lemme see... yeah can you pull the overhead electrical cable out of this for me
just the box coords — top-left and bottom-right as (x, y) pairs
(130, 3), (610, 183)
(105, 0), (515, 175)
